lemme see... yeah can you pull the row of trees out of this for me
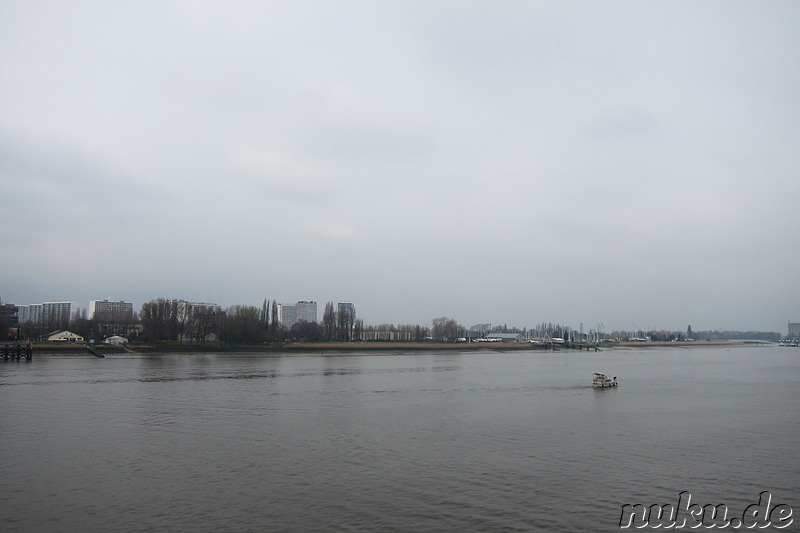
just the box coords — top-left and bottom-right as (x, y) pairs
(321, 302), (359, 341)
(360, 323), (428, 342)
(138, 299), (362, 344)
(605, 328), (781, 342)
(136, 302), (478, 345)
(139, 299), (275, 344)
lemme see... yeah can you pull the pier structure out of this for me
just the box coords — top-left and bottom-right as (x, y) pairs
(3, 341), (33, 361)
(570, 342), (601, 352)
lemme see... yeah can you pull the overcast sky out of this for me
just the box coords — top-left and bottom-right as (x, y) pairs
(1, 1), (798, 333)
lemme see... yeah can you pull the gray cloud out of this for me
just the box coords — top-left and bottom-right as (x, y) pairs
(0, 131), (168, 243)
(1, 1), (799, 331)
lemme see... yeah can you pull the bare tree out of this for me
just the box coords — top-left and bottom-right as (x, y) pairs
(140, 299), (180, 343)
(220, 305), (262, 344)
(431, 317), (462, 342)
(260, 299), (269, 341)
(289, 320), (322, 342)
(186, 307), (218, 343)
(337, 304), (355, 341)
(270, 300), (280, 341)
(470, 323), (491, 339)
(323, 302), (336, 340)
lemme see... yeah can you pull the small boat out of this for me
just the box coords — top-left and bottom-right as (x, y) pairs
(592, 372), (618, 388)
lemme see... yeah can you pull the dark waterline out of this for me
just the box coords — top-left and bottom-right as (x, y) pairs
(2, 346), (798, 532)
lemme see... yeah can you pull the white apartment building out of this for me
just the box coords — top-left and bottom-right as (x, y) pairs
(277, 303), (296, 329)
(277, 301), (317, 329)
(89, 299), (134, 322)
(295, 301), (317, 324)
(17, 301), (79, 325)
(178, 301), (222, 320)
(140, 299), (222, 322)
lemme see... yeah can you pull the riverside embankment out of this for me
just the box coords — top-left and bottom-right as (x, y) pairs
(26, 339), (743, 356)
(31, 341), (550, 355)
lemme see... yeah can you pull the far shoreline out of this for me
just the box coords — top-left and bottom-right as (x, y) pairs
(613, 340), (743, 348)
(21, 339), (749, 356)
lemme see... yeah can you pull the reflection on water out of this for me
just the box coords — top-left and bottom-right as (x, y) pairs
(1, 347), (798, 532)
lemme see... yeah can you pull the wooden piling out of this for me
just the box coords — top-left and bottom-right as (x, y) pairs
(3, 341), (32, 361)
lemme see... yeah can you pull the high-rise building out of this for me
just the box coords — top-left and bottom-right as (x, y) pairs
(789, 322), (800, 339)
(277, 301), (317, 329)
(140, 299), (221, 323)
(178, 301), (221, 321)
(18, 301), (79, 326)
(89, 299), (134, 322)
(295, 301), (317, 324)
(277, 303), (297, 329)
(17, 304), (41, 324)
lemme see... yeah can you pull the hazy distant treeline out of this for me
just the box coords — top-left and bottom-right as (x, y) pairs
(692, 330), (781, 341)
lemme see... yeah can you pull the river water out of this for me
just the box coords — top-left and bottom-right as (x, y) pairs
(1, 345), (797, 531)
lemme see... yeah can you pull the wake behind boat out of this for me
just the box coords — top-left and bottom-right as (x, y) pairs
(592, 372), (618, 388)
